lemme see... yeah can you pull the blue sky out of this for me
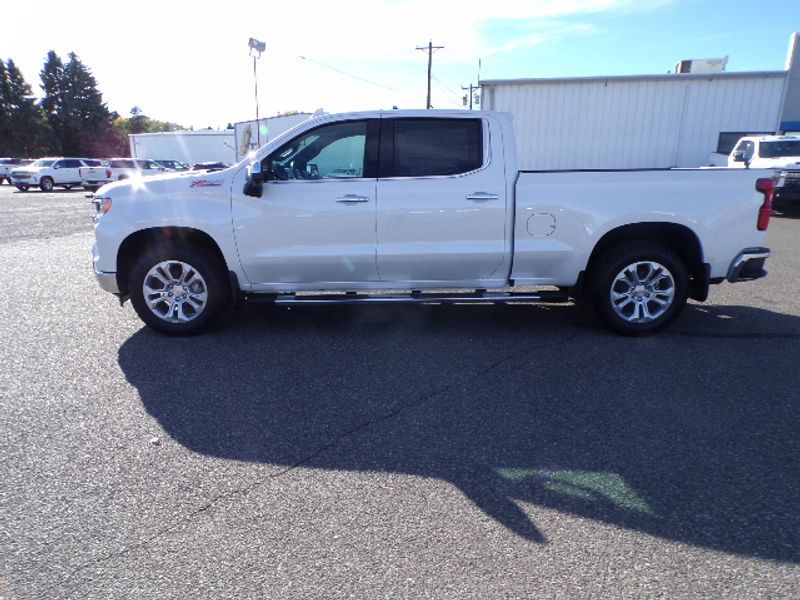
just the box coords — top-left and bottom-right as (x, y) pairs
(4, 0), (799, 128)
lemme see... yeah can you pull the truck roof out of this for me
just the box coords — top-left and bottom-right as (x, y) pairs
(741, 135), (800, 143)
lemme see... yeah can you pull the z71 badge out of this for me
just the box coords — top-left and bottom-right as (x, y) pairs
(190, 180), (223, 188)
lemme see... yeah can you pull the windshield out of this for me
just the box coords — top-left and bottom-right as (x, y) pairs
(759, 140), (800, 159)
(32, 159), (55, 167)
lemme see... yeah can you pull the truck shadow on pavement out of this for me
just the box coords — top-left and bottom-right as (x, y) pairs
(118, 302), (800, 562)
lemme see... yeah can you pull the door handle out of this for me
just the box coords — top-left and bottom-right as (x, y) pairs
(336, 195), (370, 203)
(466, 192), (499, 201)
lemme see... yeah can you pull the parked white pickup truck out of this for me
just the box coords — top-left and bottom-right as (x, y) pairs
(79, 160), (113, 191)
(92, 110), (775, 336)
(729, 135), (800, 202)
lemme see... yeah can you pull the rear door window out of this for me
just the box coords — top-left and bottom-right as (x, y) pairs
(384, 118), (484, 178)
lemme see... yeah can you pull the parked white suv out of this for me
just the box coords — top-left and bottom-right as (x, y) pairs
(10, 157), (93, 191)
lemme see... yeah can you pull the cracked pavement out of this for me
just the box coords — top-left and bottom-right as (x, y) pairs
(2, 186), (800, 599)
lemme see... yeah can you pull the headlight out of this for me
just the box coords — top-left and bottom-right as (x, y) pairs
(92, 196), (112, 215)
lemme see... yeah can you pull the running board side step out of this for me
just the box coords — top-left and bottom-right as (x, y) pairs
(245, 290), (570, 306)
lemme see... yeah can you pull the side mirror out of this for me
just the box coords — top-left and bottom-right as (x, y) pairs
(243, 160), (264, 198)
(732, 150), (746, 163)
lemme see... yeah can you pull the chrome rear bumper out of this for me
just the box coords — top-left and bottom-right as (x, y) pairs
(727, 247), (770, 282)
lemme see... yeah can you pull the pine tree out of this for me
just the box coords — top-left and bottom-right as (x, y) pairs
(0, 61), (10, 152)
(0, 59), (52, 156)
(40, 51), (112, 156)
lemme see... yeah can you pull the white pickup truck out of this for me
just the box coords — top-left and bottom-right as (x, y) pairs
(729, 135), (800, 202)
(79, 160), (113, 191)
(92, 110), (775, 336)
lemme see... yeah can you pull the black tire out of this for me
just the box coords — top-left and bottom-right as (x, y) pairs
(589, 241), (688, 336)
(129, 242), (230, 336)
(16, 185), (29, 192)
(39, 177), (54, 192)
(63, 185), (72, 190)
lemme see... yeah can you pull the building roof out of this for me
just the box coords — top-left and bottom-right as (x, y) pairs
(480, 70), (787, 87)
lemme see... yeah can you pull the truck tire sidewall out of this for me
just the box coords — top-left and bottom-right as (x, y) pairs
(39, 177), (54, 192)
(129, 243), (229, 336)
(590, 242), (688, 336)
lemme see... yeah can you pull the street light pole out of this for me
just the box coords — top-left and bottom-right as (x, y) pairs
(248, 37), (266, 147)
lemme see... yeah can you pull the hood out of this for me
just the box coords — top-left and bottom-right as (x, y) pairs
(10, 166), (41, 175)
(94, 166), (237, 196)
(758, 157), (800, 169)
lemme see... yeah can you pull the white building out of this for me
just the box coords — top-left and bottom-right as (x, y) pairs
(233, 113), (312, 161)
(480, 32), (800, 170)
(129, 130), (236, 166)
(128, 114), (315, 166)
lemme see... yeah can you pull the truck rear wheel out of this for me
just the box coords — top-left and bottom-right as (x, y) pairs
(128, 242), (229, 336)
(589, 241), (688, 336)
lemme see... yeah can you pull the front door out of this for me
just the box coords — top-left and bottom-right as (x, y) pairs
(53, 159), (83, 184)
(232, 119), (380, 286)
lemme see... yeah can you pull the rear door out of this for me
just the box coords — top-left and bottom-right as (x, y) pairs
(375, 116), (509, 285)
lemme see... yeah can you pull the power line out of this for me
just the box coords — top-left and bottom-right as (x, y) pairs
(416, 41), (444, 109)
(298, 55), (415, 96)
(431, 77), (465, 108)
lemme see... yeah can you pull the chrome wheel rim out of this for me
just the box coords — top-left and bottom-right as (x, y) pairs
(610, 261), (675, 324)
(142, 260), (209, 323)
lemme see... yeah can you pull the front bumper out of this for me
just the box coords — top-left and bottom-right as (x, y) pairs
(727, 247), (770, 282)
(94, 265), (120, 294)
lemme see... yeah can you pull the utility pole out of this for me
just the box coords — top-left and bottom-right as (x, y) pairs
(416, 40), (444, 109)
(461, 83), (478, 110)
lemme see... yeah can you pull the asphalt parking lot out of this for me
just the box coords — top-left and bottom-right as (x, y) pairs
(2, 183), (799, 599)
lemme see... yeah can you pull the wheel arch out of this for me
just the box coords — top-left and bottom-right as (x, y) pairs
(116, 227), (230, 296)
(580, 222), (709, 302)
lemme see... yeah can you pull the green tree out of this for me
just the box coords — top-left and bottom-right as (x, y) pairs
(0, 58), (52, 156)
(40, 51), (112, 156)
(0, 61), (10, 149)
(39, 50), (66, 154)
(128, 105), (148, 134)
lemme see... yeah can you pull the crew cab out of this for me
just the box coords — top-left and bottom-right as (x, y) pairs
(92, 110), (774, 336)
(11, 157), (93, 191)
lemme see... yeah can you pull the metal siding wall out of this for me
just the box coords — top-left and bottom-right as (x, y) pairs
(488, 75), (786, 169)
(674, 77), (784, 166)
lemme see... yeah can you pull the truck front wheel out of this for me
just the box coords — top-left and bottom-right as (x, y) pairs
(39, 177), (54, 192)
(128, 243), (229, 336)
(589, 242), (688, 336)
